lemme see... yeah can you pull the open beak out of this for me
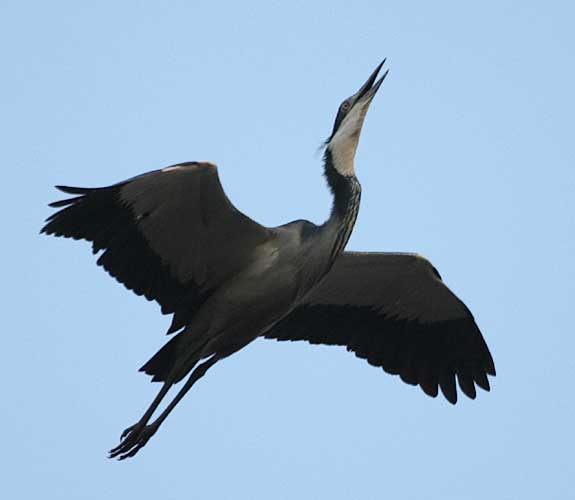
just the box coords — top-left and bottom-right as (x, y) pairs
(326, 59), (389, 143)
(354, 59), (389, 106)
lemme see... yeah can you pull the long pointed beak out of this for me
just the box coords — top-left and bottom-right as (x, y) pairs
(326, 59), (389, 144)
(355, 59), (389, 104)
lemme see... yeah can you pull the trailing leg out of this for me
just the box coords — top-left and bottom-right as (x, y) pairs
(108, 377), (174, 459)
(109, 354), (222, 460)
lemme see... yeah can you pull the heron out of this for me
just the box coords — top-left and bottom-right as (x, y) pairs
(42, 61), (495, 460)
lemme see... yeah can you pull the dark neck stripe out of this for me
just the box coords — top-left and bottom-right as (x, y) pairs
(323, 148), (362, 261)
(329, 180), (361, 261)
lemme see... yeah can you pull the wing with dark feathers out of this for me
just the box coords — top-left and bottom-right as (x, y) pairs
(266, 251), (495, 404)
(42, 162), (271, 332)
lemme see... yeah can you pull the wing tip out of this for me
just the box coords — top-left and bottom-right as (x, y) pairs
(419, 380), (439, 399)
(54, 185), (91, 194)
(442, 388), (458, 405)
(485, 358), (496, 377)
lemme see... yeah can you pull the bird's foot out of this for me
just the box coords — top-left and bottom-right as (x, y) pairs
(109, 421), (160, 460)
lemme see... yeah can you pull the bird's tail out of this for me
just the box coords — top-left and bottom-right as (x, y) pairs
(140, 332), (208, 383)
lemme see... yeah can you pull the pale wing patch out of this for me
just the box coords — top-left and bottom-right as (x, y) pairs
(161, 162), (217, 173)
(161, 165), (189, 173)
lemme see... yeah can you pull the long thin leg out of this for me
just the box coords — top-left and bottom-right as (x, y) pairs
(108, 378), (174, 458)
(140, 381), (173, 425)
(109, 354), (221, 460)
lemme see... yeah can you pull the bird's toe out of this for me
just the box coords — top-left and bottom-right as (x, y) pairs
(109, 422), (160, 460)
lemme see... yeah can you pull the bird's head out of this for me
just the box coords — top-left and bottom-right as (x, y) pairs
(325, 60), (388, 177)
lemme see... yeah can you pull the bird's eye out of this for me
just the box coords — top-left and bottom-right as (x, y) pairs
(341, 101), (350, 110)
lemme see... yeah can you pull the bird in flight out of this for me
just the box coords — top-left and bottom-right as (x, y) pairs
(42, 60), (495, 460)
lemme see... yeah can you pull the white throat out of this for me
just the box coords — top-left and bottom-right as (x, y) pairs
(327, 104), (367, 177)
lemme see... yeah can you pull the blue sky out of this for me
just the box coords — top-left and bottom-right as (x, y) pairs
(3, 1), (574, 498)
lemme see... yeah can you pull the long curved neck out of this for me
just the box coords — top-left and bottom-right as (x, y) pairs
(322, 148), (362, 261)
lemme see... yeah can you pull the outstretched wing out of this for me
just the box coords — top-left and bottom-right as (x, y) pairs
(266, 251), (495, 404)
(42, 162), (272, 332)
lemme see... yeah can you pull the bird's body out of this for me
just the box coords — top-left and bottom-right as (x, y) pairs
(141, 157), (362, 384)
(42, 61), (495, 460)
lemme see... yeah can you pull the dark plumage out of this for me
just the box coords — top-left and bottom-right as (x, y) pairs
(267, 252), (494, 404)
(42, 61), (495, 460)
